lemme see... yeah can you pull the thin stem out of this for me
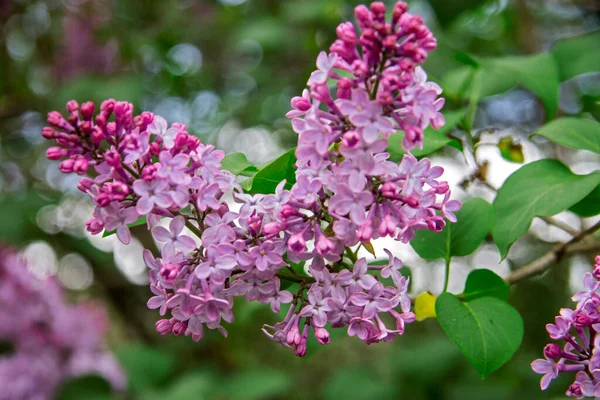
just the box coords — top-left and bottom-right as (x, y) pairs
(443, 257), (451, 292)
(507, 221), (600, 285)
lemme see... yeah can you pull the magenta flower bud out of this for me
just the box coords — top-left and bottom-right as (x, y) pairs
(354, 5), (371, 29)
(186, 136), (200, 151)
(399, 59), (414, 71)
(86, 218), (104, 235)
(593, 257), (600, 279)
(295, 340), (307, 357)
(105, 150), (121, 168)
(248, 215), (262, 234)
(95, 113), (107, 128)
(73, 158), (89, 175)
(383, 35), (398, 49)
(175, 132), (188, 149)
(566, 383), (583, 398)
(575, 313), (592, 327)
(100, 98), (115, 114)
(106, 122), (117, 136)
(141, 165), (157, 181)
(370, 2), (386, 17)
(313, 326), (330, 345)
(357, 223), (373, 242)
(315, 234), (335, 255)
(337, 78), (352, 100)
(80, 120), (93, 134)
(150, 142), (161, 156)
(281, 204), (300, 218)
(427, 217), (445, 232)
(381, 182), (400, 198)
(77, 177), (94, 193)
(66, 100), (79, 113)
(47, 111), (74, 132)
(342, 130), (361, 149)
(41, 127), (56, 139)
(160, 264), (180, 283)
(155, 319), (172, 335)
(59, 159), (75, 173)
(95, 193), (111, 207)
(336, 22), (357, 44)
(263, 222), (281, 237)
(291, 95), (311, 112)
(435, 181), (450, 195)
(80, 101), (95, 119)
(310, 83), (332, 103)
(392, 1), (408, 24)
(286, 316), (302, 345)
(91, 127), (104, 144)
(543, 343), (562, 359)
(351, 59), (369, 77)
(172, 321), (186, 336)
(46, 147), (66, 160)
(288, 233), (306, 253)
(413, 48), (428, 63)
(404, 196), (419, 208)
(377, 90), (394, 105)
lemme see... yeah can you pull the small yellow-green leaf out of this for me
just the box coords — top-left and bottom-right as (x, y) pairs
(414, 292), (437, 321)
(362, 241), (376, 258)
(497, 137), (524, 163)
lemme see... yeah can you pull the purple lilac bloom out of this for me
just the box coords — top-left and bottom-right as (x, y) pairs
(531, 255), (600, 398)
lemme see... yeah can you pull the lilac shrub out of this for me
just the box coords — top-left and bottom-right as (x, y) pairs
(532, 256), (600, 398)
(0, 245), (125, 400)
(41, 1), (461, 356)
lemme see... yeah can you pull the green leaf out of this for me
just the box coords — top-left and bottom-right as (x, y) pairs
(410, 198), (494, 261)
(444, 53), (560, 119)
(242, 148), (297, 194)
(102, 216), (147, 238)
(116, 345), (176, 393)
(462, 269), (509, 302)
(551, 30), (600, 81)
(497, 137), (524, 164)
(533, 117), (600, 155)
(225, 369), (291, 400)
(387, 109), (466, 160)
(435, 293), (524, 377)
(492, 160), (600, 258)
(55, 375), (112, 400)
(570, 185), (600, 217)
(221, 152), (258, 176)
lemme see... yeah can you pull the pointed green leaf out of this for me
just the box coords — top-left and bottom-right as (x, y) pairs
(570, 185), (600, 217)
(551, 30), (600, 81)
(221, 152), (258, 176)
(436, 293), (524, 377)
(462, 269), (509, 302)
(534, 117), (600, 155)
(242, 148), (297, 194)
(410, 198), (494, 261)
(492, 160), (600, 258)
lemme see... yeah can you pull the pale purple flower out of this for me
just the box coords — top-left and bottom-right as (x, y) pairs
(195, 245), (237, 282)
(329, 183), (373, 225)
(350, 282), (393, 318)
(531, 357), (559, 390)
(133, 179), (172, 215)
(152, 216), (197, 253)
(99, 203), (139, 245)
(299, 287), (332, 327)
(348, 317), (375, 341)
(156, 151), (191, 185)
(249, 240), (285, 272)
(546, 316), (571, 340)
(307, 51), (337, 85)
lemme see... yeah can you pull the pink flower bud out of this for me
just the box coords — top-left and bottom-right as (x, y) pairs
(142, 165), (157, 181)
(155, 319), (172, 335)
(310, 83), (332, 103)
(351, 59), (368, 77)
(357, 223), (373, 242)
(263, 222), (281, 237)
(336, 22), (357, 44)
(288, 233), (306, 253)
(80, 101), (95, 119)
(59, 159), (75, 173)
(427, 217), (445, 232)
(370, 2), (386, 17)
(342, 130), (361, 149)
(354, 5), (371, 29)
(337, 78), (352, 100)
(544, 343), (562, 359)
(73, 158), (89, 175)
(175, 132), (188, 148)
(392, 2), (408, 24)
(248, 215), (262, 234)
(41, 127), (56, 139)
(80, 120), (93, 134)
(381, 182), (400, 198)
(313, 326), (330, 345)
(105, 150), (121, 168)
(66, 100), (79, 113)
(46, 147), (65, 160)
(291, 95), (311, 112)
(77, 177), (94, 193)
(100, 98), (115, 114)
(172, 321), (186, 336)
(95, 193), (111, 207)
(86, 218), (104, 235)
(383, 35), (398, 49)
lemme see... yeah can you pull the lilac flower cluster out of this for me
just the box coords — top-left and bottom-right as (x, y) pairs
(42, 1), (460, 356)
(0, 245), (125, 400)
(532, 256), (600, 398)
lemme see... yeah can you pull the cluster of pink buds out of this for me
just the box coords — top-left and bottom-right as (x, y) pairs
(0, 244), (125, 399)
(42, 1), (460, 356)
(532, 256), (600, 398)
